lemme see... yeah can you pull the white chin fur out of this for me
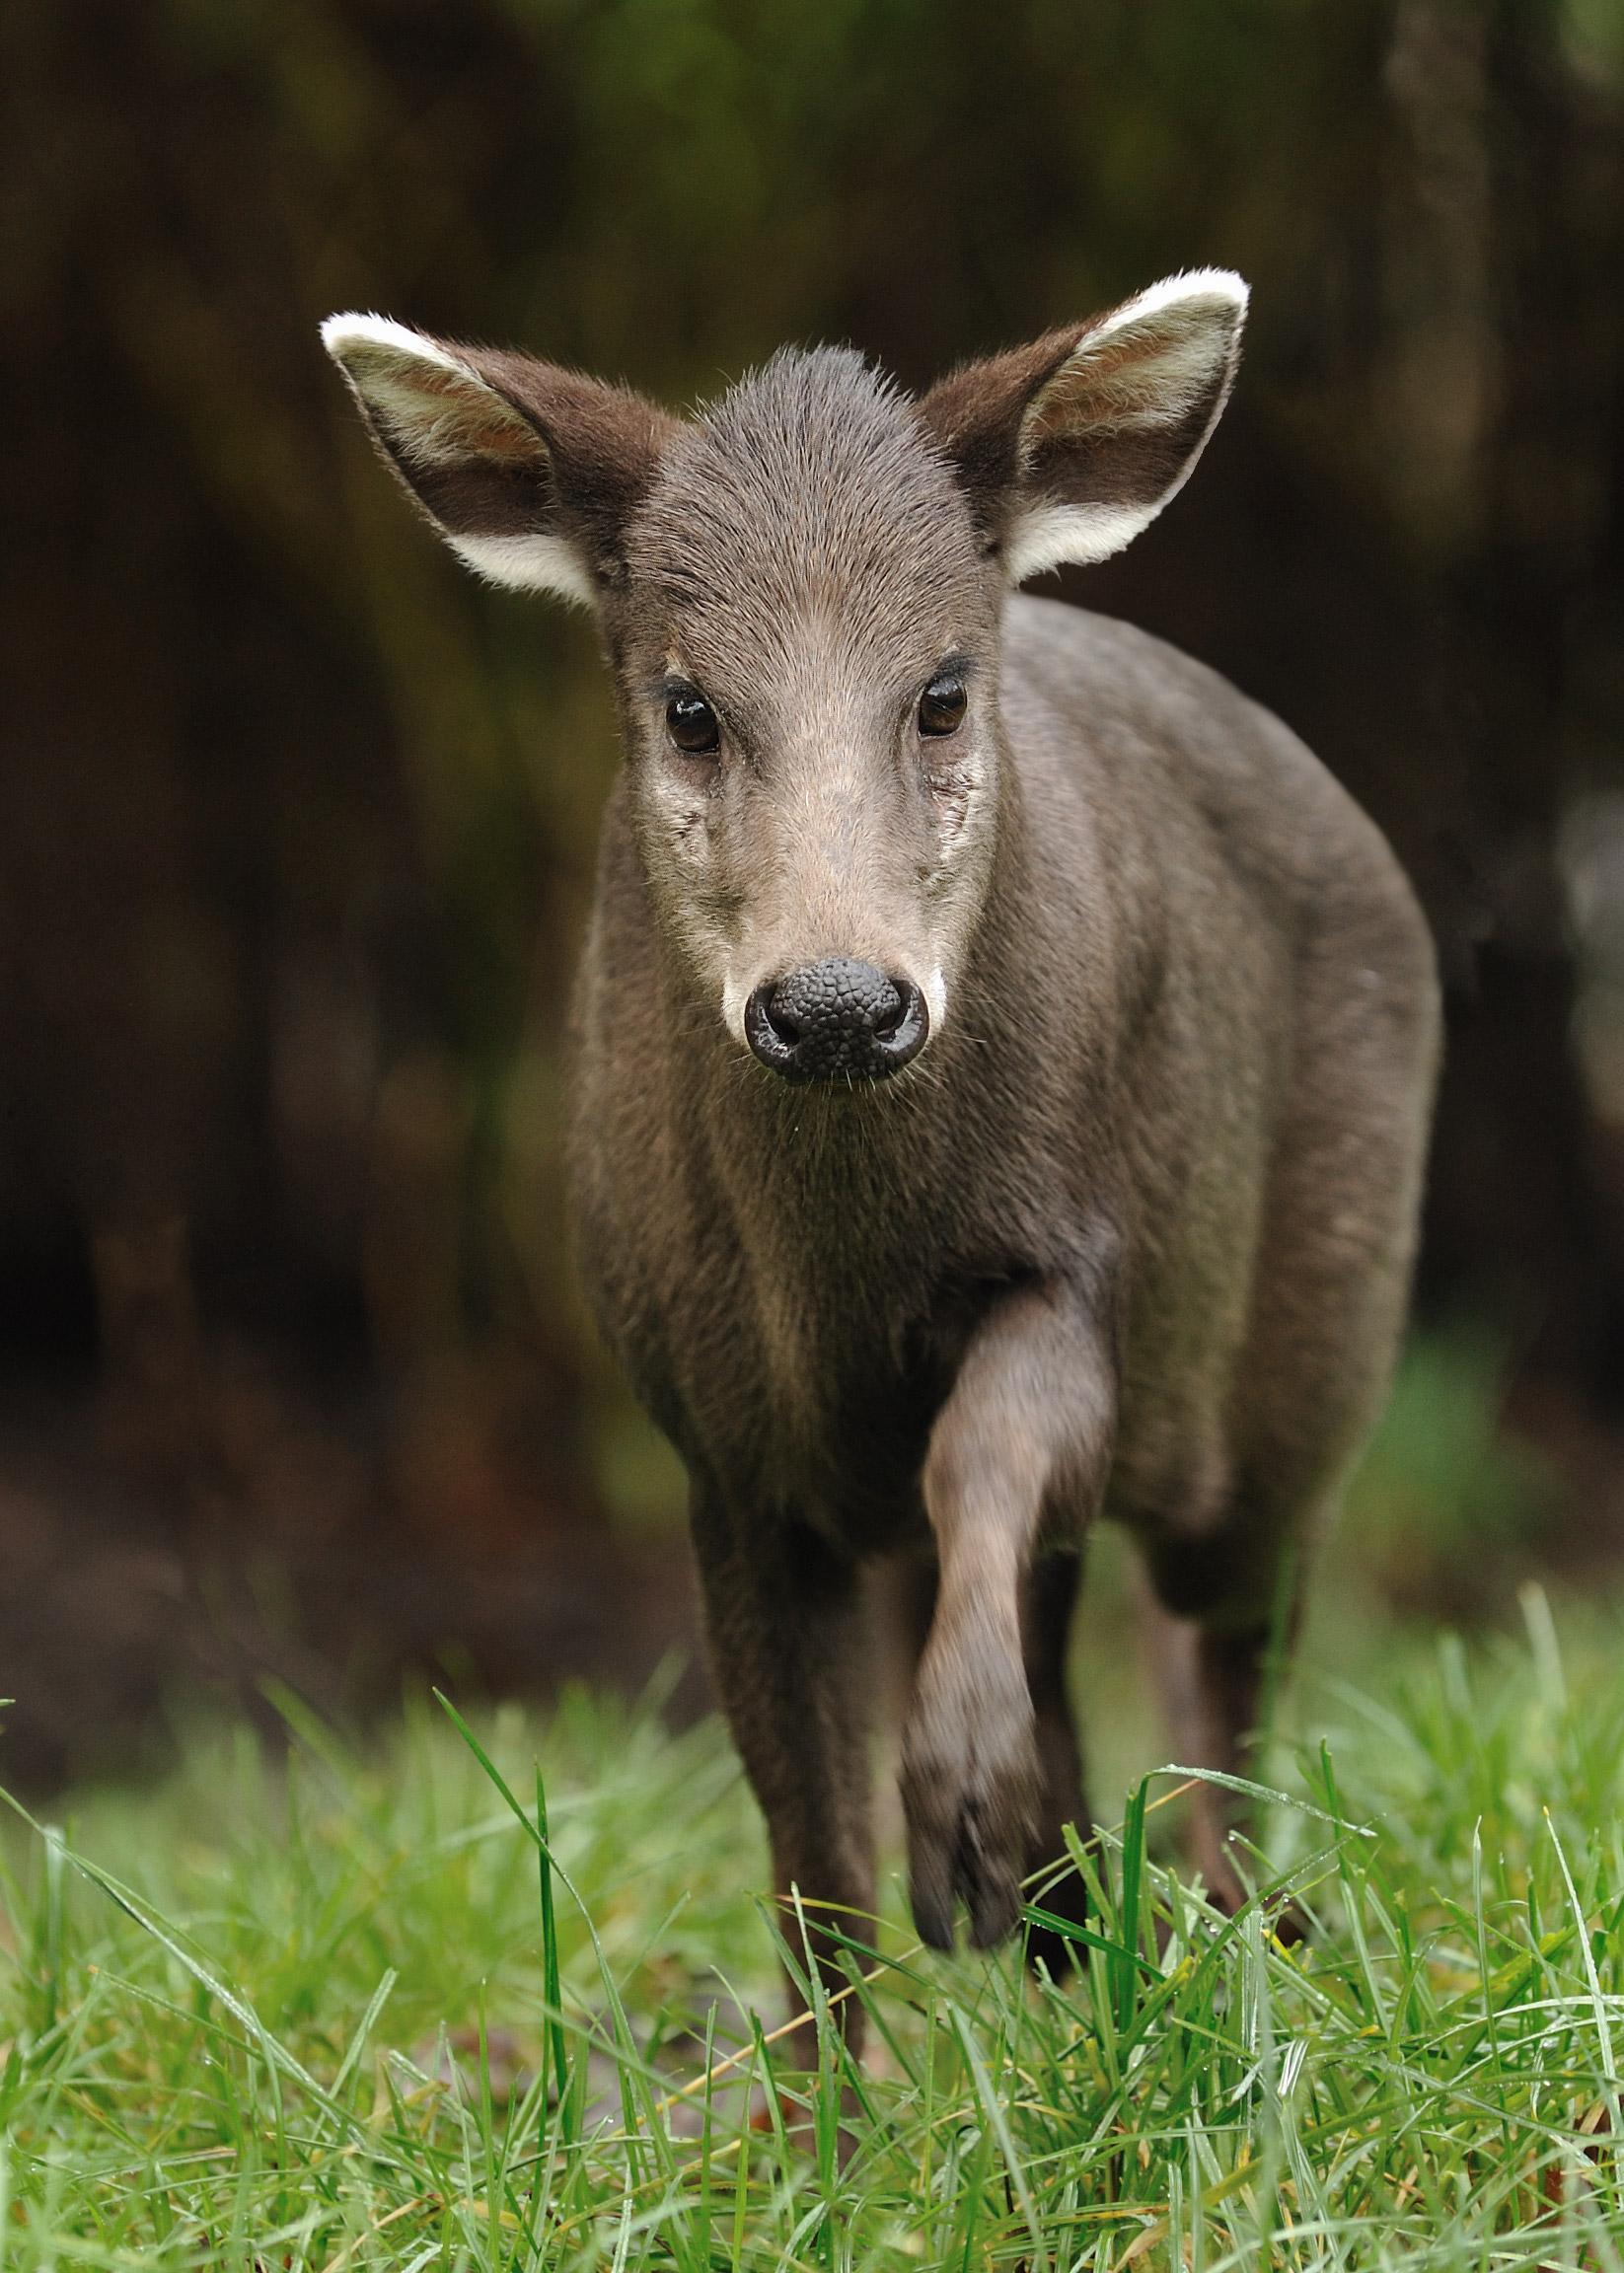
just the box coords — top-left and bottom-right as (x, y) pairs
(923, 968), (947, 1033)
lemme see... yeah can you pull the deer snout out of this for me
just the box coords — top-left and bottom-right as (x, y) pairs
(744, 957), (928, 1083)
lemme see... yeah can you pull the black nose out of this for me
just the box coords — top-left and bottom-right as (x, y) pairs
(745, 958), (929, 1082)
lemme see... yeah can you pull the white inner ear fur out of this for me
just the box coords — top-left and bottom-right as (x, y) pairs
(443, 532), (596, 610)
(320, 313), (594, 607)
(1004, 267), (1248, 584)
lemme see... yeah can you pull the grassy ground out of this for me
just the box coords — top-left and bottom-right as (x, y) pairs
(2, 1350), (1622, 2268)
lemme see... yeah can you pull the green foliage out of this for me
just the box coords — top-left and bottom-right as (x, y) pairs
(4, 1594), (1624, 2267)
(1333, 1327), (1555, 1614)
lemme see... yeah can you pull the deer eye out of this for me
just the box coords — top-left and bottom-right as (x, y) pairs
(666, 690), (721, 757)
(918, 674), (967, 738)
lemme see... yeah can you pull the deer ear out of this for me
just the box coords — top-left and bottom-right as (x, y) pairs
(321, 314), (676, 607)
(918, 270), (1248, 582)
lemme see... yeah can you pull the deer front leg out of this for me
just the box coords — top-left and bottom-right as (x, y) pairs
(901, 1280), (1116, 1950)
(690, 1484), (875, 2063)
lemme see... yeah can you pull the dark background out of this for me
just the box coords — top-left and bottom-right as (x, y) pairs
(3, 0), (1622, 1788)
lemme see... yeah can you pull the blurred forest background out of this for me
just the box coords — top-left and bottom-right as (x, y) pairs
(2, 0), (1622, 1790)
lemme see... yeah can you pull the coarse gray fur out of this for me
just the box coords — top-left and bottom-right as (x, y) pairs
(323, 278), (1440, 2058)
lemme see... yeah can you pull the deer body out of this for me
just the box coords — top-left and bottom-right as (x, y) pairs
(576, 594), (1429, 1546)
(325, 275), (1439, 2047)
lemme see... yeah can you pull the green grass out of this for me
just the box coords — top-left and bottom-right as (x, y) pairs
(1, 1589), (1622, 2270)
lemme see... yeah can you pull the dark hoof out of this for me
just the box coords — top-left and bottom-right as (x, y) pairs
(900, 1678), (1043, 1953)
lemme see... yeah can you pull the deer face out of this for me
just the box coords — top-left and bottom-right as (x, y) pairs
(323, 272), (1246, 1083)
(604, 349), (1000, 1081)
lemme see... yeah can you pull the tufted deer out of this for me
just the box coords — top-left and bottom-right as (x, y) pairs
(323, 272), (1439, 2054)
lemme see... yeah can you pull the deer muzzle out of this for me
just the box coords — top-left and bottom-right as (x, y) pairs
(744, 957), (928, 1082)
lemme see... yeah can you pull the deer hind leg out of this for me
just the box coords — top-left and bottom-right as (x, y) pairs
(1140, 1505), (1305, 1927)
